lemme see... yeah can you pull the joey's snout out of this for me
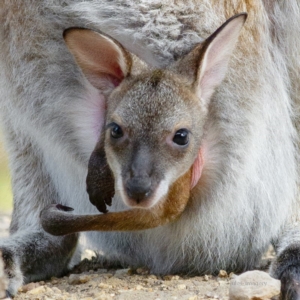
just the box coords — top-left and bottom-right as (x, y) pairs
(121, 148), (158, 206)
(125, 176), (152, 203)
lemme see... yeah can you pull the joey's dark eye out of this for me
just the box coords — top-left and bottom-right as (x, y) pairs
(111, 123), (123, 139)
(173, 129), (189, 146)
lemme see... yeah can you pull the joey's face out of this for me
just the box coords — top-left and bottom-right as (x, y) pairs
(104, 71), (207, 208)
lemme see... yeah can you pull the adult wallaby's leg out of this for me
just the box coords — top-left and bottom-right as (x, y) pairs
(267, 1), (300, 299)
(0, 128), (78, 296)
(270, 227), (300, 300)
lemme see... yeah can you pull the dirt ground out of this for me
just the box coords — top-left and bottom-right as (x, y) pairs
(0, 212), (274, 300)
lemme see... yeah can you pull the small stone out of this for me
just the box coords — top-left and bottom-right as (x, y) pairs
(177, 284), (186, 290)
(21, 282), (40, 293)
(229, 270), (280, 300)
(203, 275), (209, 281)
(114, 269), (130, 276)
(136, 267), (149, 275)
(68, 274), (91, 285)
(135, 285), (143, 290)
(27, 286), (46, 295)
(188, 296), (197, 300)
(99, 282), (113, 289)
(218, 270), (228, 278)
(52, 286), (61, 293)
(163, 275), (180, 281)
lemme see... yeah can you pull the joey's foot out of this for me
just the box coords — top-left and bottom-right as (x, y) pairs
(40, 204), (75, 235)
(280, 266), (300, 300)
(86, 186), (110, 214)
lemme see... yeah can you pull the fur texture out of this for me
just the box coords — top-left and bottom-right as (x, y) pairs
(0, 0), (300, 296)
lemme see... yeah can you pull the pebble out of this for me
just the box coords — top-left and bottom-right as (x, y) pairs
(229, 270), (280, 300)
(20, 282), (40, 293)
(136, 267), (149, 275)
(99, 282), (113, 289)
(164, 275), (180, 281)
(114, 269), (130, 276)
(203, 275), (210, 281)
(135, 284), (143, 290)
(27, 286), (46, 295)
(177, 284), (187, 290)
(218, 270), (228, 278)
(68, 274), (91, 285)
(52, 286), (62, 293)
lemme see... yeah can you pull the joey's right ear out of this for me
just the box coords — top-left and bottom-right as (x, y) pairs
(171, 13), (247, 107)
(64, 29), (132, 95)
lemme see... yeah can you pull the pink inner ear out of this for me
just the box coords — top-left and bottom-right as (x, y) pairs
(190, 148), (204, 189)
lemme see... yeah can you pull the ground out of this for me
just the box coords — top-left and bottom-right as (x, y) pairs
(0, 212), (274, 300)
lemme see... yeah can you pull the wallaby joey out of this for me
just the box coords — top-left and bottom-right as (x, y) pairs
(41, 14), (246, 235)
(2, 1), (300, 298)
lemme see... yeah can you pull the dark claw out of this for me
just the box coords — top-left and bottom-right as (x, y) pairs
(5, 290), (13, 298)
(88, 189), (108, 213)
(56, 204), (74, 212)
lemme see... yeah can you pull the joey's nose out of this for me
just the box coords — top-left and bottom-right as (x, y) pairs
(126, 177), (152, 203)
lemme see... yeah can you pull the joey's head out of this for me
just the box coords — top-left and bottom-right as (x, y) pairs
(64, 13), (247, 208)
(104, 71), (205, 207)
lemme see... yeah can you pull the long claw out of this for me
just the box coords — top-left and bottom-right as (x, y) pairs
(56, 204), (74, 212)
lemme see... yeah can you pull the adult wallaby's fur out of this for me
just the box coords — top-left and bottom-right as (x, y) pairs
(0, 1), (300, 299)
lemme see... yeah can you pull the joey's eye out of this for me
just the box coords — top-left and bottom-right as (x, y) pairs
(111, 123), (123, 139)
(173, 129), (189, 146)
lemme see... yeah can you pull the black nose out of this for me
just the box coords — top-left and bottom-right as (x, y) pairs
(126, 177), (151, 202)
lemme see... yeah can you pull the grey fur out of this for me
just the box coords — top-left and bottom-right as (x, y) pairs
(0, 0), (300, 297)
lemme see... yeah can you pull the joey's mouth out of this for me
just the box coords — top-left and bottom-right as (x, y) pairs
(121, 179), (168, 209)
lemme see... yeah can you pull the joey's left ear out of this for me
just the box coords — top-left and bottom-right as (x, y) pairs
(171, 13), (247, 105)
(64, 28), (133, 95)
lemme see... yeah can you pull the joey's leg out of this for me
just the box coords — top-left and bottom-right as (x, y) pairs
(270, 226), (300, 300)
(42, 169), (192, 235)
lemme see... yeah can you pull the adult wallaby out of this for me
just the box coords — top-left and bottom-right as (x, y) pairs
(0, 1), (300, 299)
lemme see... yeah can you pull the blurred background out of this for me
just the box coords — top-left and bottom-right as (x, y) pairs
(0, 131), (13, 213)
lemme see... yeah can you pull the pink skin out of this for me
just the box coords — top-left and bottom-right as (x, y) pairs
(75, 85), (107, 157)
(191, 148), (204, 189)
